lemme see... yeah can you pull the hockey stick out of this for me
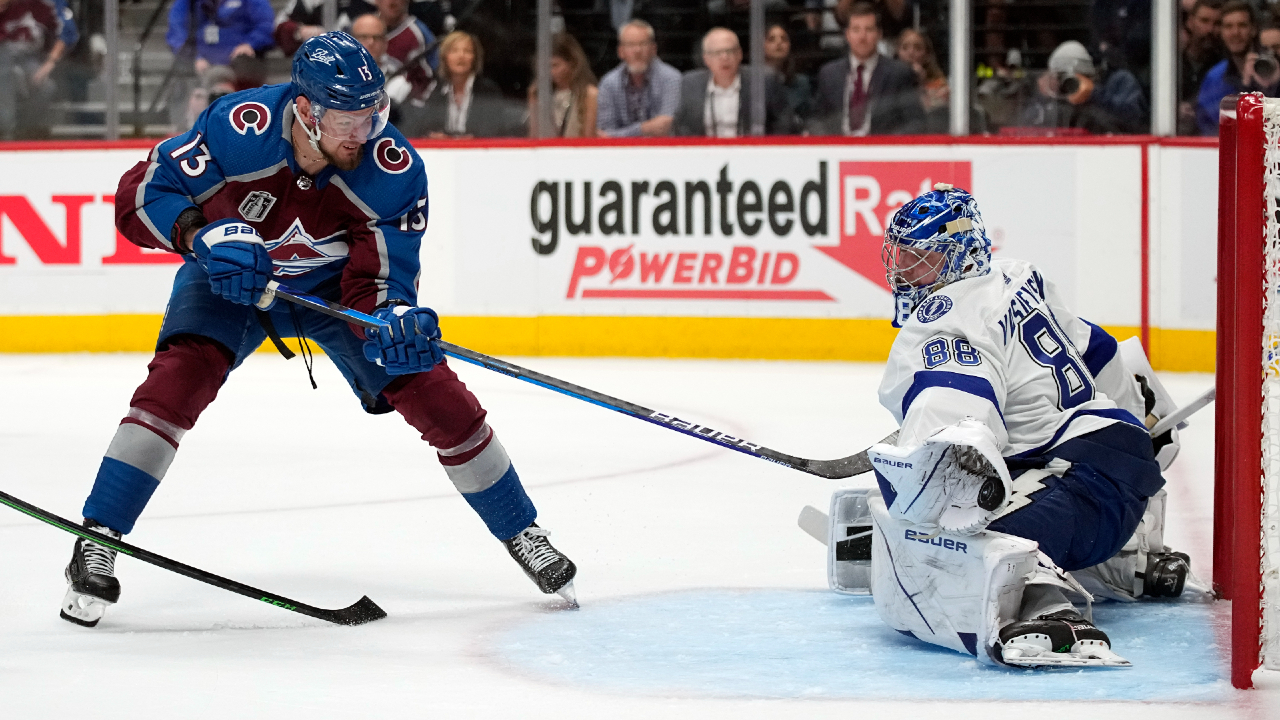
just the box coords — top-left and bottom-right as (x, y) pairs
(0, 489), (386, 626)
(257, 281), (891, 479)
(1149, 386), (1215, 437)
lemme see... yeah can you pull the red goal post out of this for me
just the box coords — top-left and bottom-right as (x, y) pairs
(1217, 92), (1280, 690)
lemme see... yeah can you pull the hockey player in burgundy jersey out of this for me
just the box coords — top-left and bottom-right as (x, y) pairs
(60, 32), (576, 628)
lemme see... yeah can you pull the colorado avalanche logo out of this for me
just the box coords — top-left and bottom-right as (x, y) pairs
(265, 218), (350, 277)
(230, 102), (271, 135)
(916, 295), (953, 323)
(373, 137), (413, 174)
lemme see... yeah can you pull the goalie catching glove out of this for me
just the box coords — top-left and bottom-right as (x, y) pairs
(363, 305), (445, 375)
(191, 218), (274, 307)
(868, 419), (1011, 535)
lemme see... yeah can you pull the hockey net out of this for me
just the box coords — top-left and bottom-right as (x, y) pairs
(1218, 93), (1280, 689)
(1262, 99), (1280, 675)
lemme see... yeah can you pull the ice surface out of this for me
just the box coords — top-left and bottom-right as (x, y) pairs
(0, 353), (1274, 718)
(494, 590), (1229, 701)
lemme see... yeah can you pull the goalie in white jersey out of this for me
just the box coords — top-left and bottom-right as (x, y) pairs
(858, 183), (1193, 668)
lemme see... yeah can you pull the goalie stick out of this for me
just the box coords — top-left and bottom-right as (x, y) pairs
(1149, 386), (1215, 437)
(257, 280), (893, 479)
(0, 489), (386, 626)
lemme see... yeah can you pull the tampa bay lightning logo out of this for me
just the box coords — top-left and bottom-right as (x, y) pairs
(229, 101), (271, 135)
(265, 218), (349, 276)
(916, 295), (953, 323)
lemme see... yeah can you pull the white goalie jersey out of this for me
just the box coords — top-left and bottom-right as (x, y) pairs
(879, 258), (1146, 456)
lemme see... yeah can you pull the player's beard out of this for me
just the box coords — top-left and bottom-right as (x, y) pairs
(321, 143), (364, 171)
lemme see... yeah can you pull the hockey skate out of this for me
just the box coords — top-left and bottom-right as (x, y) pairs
(1140, 551), (1191, 598)
(997, 610), (1131, 668)
(60, 519), (122, 627)
(504, 523), (578, 607)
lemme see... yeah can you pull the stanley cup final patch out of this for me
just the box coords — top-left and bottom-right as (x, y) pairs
(238, 191), (277, 222)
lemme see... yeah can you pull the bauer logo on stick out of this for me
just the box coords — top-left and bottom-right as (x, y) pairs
(648, 413), (762, 451)
(916, 295), (953, 323)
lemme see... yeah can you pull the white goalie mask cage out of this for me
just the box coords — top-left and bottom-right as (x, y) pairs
(1218, 92), (1280, 689)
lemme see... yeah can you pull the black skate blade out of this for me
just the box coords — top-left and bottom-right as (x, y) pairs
(326, 595), (387, 625)
(59, 610), (100, 628)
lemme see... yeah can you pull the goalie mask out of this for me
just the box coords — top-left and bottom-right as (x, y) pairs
(291, 32), (391, 151)
(882, 184), (992, 327)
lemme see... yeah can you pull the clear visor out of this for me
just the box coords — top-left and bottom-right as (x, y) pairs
(881, 238), (949, 290)
(310, 93), (391, 143)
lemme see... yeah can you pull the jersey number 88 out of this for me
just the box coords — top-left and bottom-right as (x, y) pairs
(922, 336), (982, 369)
(1018, 310), (1094, 409)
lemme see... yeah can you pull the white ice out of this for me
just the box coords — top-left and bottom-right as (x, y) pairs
(0, 352), (1276, 718)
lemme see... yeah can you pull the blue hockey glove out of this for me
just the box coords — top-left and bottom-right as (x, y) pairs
(362, 305), (445, 375)
(192, 218), (274, 306)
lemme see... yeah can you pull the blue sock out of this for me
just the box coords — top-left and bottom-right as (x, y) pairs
(81, 457), (161, 534)
(462, 464), (536, 540)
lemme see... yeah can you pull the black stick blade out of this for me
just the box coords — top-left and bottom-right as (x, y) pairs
(327, 595), (388, 626)
(0, 489), (391, 627)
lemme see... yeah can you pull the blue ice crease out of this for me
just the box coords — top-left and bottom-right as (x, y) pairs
(491, 589), (1231, 701)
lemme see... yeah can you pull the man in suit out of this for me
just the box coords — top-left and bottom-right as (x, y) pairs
(809, 1), (924, 136)
(673, 27), (797, 136)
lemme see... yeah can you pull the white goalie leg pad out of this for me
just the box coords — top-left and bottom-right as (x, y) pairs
(868, 497), (1038, 664)
(1073, 489), (1213, 602)
(1023, 553), (1095, 620)
(868, 419), (1012, 535)
(826, 488), (877, 594)
(1074, 490), (1161, 602)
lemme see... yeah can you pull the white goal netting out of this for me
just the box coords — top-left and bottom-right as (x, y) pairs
(1258, 98), (1280, 670)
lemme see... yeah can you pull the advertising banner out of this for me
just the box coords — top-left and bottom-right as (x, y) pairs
(0, 141), (1213, 366)
(432, 143), (1142, 326)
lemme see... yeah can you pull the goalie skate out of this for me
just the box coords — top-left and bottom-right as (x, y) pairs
(997, 610), (1131, 668)
(60, 519), (122, 628)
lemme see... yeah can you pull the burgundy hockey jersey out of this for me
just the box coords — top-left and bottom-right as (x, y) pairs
(116, 82), (430, 320)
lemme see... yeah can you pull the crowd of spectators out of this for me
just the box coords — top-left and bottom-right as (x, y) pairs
(0, 0), (79, 140)
(11, 1), (1280, 140)
(1188, 0), (1280, 135)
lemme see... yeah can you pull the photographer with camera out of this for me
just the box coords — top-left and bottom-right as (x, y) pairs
(1196, 1), (1280, 135)
(1253, 18), (1280, 95)
(1018, 40), (1147, 134)
(1178, 1), (1224, 135)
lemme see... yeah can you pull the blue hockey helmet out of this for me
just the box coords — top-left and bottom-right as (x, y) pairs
(291, 31), (390, 146)
(881, 183), (992, 327)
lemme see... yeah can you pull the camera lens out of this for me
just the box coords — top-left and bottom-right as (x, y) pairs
(1059, 74), (1081, 96)
(1257, 53), (1278, 79)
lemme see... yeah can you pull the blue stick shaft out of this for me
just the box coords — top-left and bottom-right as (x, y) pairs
(263, 281), (879, 479)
